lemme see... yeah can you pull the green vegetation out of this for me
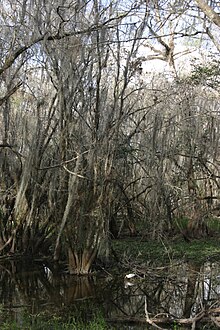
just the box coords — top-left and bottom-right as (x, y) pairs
(174, 215), (220, 235)
(190, 58), (220, 88)
(113, 236), (220, 266)
(0, 310), (113, 330)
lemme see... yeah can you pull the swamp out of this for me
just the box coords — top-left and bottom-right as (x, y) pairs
(1, 0), (220, 328)
(1, 238), (220, 329)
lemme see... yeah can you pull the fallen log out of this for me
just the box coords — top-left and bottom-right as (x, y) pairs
(106, 314), (220, 327)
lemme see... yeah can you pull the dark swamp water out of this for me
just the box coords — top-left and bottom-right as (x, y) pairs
(0, 259), (220, 329)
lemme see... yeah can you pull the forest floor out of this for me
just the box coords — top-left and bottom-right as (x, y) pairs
(112, 236), (220, 268)
(111, 216), (220, 269)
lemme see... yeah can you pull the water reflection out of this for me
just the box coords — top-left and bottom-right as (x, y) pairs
(0, 259), (219, 328)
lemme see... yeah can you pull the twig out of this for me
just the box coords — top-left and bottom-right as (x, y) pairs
(145, 296), (165, 330)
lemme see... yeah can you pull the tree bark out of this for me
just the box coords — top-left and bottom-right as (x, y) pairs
(194, 0), (220, 28)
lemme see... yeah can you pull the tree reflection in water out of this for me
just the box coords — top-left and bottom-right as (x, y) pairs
(0, 260), (219, 328)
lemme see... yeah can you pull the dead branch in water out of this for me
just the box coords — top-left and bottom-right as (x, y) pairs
(106, 307), (220, 328)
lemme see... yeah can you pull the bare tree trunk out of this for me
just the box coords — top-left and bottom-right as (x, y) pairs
(54, 153), (81, 261)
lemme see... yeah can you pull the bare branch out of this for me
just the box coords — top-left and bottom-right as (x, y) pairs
(194, 0), (220, 27)
(0, 82), (22, 106)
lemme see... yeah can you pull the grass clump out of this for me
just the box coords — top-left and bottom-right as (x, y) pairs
(0, 310), (113, 330)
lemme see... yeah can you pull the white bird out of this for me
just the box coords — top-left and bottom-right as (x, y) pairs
(125, 273), (136, 279)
